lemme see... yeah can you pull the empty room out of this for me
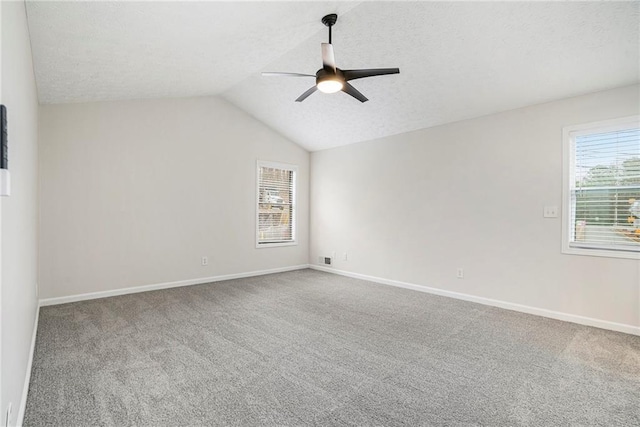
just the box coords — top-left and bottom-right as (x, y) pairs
(1, 0), (639, 426)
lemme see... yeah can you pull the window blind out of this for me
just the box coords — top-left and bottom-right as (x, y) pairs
(570, 126), (640, 252)
(257, 163), (296, 245)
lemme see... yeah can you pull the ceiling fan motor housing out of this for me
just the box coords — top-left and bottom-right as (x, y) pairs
(316, 68), (344, 84)
(316, 68), (345, 93)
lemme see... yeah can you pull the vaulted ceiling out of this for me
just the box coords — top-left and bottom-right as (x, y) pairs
(26, 1), (639, 151)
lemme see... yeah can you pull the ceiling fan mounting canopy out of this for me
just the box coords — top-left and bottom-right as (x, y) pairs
(321, 13), (337, 28)
(262, 13), (400, 103)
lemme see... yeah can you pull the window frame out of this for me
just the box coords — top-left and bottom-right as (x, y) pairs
(562, 115), (640, 260)
(255, 160), (298, 248)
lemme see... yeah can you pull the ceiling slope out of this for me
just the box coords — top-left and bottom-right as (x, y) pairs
(26, 1), (639, 151)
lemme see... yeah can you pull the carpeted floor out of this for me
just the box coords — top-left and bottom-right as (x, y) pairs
(24, 269), (640, 426)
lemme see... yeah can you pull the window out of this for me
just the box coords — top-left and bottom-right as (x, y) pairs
(256, 161), (297, 247)
(563, 116), (640, 259)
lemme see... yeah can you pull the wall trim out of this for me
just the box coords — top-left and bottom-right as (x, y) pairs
(17, 301), (40, 427)
(310, 265), (640, 336)
(39, 264), (310, 307)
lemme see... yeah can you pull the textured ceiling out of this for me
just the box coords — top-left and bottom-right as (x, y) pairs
(26, 1), (360, 103)
(26, 1), (639, 151)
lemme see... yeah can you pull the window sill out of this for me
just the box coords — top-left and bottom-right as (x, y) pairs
(562, 245), (640, 260)
(256, 241), (298, 249)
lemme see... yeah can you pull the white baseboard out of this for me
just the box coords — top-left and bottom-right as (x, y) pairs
(310, 265), (640, 336)
(17, 300), (40, 427)
(39, 264), (310, 307)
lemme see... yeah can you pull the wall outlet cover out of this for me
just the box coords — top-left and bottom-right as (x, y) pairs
(543, 206), (558, 218)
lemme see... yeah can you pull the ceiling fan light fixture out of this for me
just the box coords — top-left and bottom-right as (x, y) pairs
(317, 78), (343, 93)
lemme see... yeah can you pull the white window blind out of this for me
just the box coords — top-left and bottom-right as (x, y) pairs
(566, 119), (640, 256)
(256, 161), (296, 246)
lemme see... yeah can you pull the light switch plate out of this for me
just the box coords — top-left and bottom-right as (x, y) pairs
(543, 206), (558, 218)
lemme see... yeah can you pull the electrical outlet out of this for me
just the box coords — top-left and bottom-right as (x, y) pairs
(201, 256), (208, 266)
(456, 268), (464, 279)
(343, 252), (348, 261)
(543, 206), (558, 218)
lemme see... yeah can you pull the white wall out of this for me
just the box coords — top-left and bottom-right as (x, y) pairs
(311, 85), (640, 330)
(39, 96), (309, 299)
(1, 1), (40, 426)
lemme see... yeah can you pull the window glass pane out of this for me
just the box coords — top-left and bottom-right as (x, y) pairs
(257, 164), (295, 245)
(571, 127), (640, 252)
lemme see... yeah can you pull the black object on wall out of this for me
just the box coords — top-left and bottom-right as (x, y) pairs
(1, 105), (7, 169)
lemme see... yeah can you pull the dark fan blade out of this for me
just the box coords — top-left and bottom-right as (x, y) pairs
(342, 68), (400, 81)
(321, 43), (337, 72)
(295, 85), (318, 102)
(342, 83), (368, 103)
(262, 72), (315, 77)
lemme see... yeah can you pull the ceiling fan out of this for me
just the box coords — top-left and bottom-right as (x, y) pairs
(262, 14), (400, 103)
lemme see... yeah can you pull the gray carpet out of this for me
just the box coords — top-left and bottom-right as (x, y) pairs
(24, 269), (640, 426)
